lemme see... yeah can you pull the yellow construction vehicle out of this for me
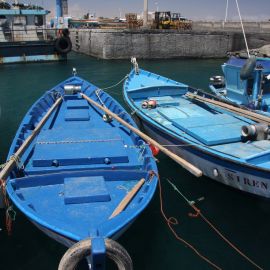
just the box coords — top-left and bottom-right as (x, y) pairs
(171, 13), (192, 30)
(153, 11), (192, 30)
(153, 11), (171, 29)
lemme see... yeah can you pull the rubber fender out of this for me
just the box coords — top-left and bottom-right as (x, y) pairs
(58, 238), (133, 270)
(240, 56), (256, 80)
(62, 28), (70, 37)
(55, 36), (72, 54)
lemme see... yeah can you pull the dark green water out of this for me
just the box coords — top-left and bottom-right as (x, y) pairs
(0, 53), (270, 270)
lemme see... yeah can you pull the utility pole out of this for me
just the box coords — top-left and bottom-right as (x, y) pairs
(62, 0), (68, 16)
(143, 0), (148, 27)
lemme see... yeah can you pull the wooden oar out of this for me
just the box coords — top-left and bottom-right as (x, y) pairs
(109, 178), (145, 219)
(81, 93), (202, 177)
(0, 97), (62, 181)
(186, 92), (270, 125)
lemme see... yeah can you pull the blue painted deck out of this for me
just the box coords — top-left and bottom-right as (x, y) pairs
(6, 75), (158, 244)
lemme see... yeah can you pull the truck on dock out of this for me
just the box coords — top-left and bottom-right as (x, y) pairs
(153, 11), (192, 30)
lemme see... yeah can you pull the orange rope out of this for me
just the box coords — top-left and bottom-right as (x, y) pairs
(198, 211), (263, 270)
(158, 177), (223, 270)
(166, 178), (263, 270)
(0, 179), (13, 235)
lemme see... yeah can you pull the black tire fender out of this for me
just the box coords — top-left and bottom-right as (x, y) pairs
(240, 56), (256, 80)
(55, 36), (72, 54)
(58, 238), (133, 270)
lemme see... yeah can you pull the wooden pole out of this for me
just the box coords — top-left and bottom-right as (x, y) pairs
(186, 93), (270, 125)
(0, 97), (62, 181)
(81, 93), (202, 177)
(109, 178), (145, 219)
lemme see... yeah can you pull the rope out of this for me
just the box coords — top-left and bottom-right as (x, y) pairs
(10, 154), (22, 169)
(224, 0), (229, 23)
(235, 0), (250, 58)
(157, 174), (222, 270)
(166, 178), (263, 270)
(37, 139), (121, 145)
(0, 162), (7, 170)
(0, 179), (15, 236)
(98, 74), (129, 91)
(0, 155), (23, 172)
(0, 155), (21, 235)
(95, 85), (136, 122)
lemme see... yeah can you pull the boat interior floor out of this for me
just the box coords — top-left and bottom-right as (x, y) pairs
(133, 94), (270, 168)
(22, 96), (145, 175)
(10, 169), (149, 238)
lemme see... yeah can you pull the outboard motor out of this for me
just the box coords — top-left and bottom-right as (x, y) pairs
(241, 124), (270, 141)
(209, 76), (225, 89)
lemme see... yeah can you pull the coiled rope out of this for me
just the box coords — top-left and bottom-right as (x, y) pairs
(166, 178), (263, 270)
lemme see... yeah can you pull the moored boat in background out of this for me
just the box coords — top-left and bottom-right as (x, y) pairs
(0, 1), (72, 64)
(124, 64), (270, 199)
(209, 53), (270, 116)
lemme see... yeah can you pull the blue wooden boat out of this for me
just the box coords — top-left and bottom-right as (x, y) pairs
(124, 66), (270, 199)
(209, 56), (270, 116)
(2, 72), (158, 268)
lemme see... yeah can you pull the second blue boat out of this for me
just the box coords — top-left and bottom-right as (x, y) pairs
(124, 64), (270, 199)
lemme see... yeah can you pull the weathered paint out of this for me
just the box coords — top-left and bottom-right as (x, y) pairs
(1, 54), (66, 64)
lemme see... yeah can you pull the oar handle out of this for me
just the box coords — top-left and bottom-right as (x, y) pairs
(0, 97), (62, 181)
(81, 93), (202, 177)
(109, 178), (145, 219)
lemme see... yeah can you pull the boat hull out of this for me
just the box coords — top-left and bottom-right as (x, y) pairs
(0, 41), (66, 64)
(33, 219), (133, 248)
(140, 118), (270, 198)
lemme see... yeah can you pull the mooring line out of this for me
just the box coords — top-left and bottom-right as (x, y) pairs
(97, 74), (129, 92)
(157, 175), (223, 270)
(166, 178), (263, 270)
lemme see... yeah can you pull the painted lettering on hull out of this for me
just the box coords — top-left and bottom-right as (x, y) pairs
(226, 171), (268, 190)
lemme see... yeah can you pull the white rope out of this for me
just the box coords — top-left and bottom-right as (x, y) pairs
(100, 75), (129, 91)
(235, 0), (250, 58)
(224, 0), (229, 23)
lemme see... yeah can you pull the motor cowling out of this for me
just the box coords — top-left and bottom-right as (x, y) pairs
(241, 124), (270, 141)
(209, 76), (225, 89)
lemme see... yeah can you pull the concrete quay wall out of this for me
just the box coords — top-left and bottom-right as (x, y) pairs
(70, 28), (270, 59)
(193, 21), (270, 33)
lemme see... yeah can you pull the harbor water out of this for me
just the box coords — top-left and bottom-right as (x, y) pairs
(0, 53), (270, 270)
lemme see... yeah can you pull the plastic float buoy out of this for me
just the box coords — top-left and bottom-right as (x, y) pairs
(141, 100), (157, 109)
(149, 144), (160, 156)
(58, 238), (133, 270)
(147, 100), (157, 109)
